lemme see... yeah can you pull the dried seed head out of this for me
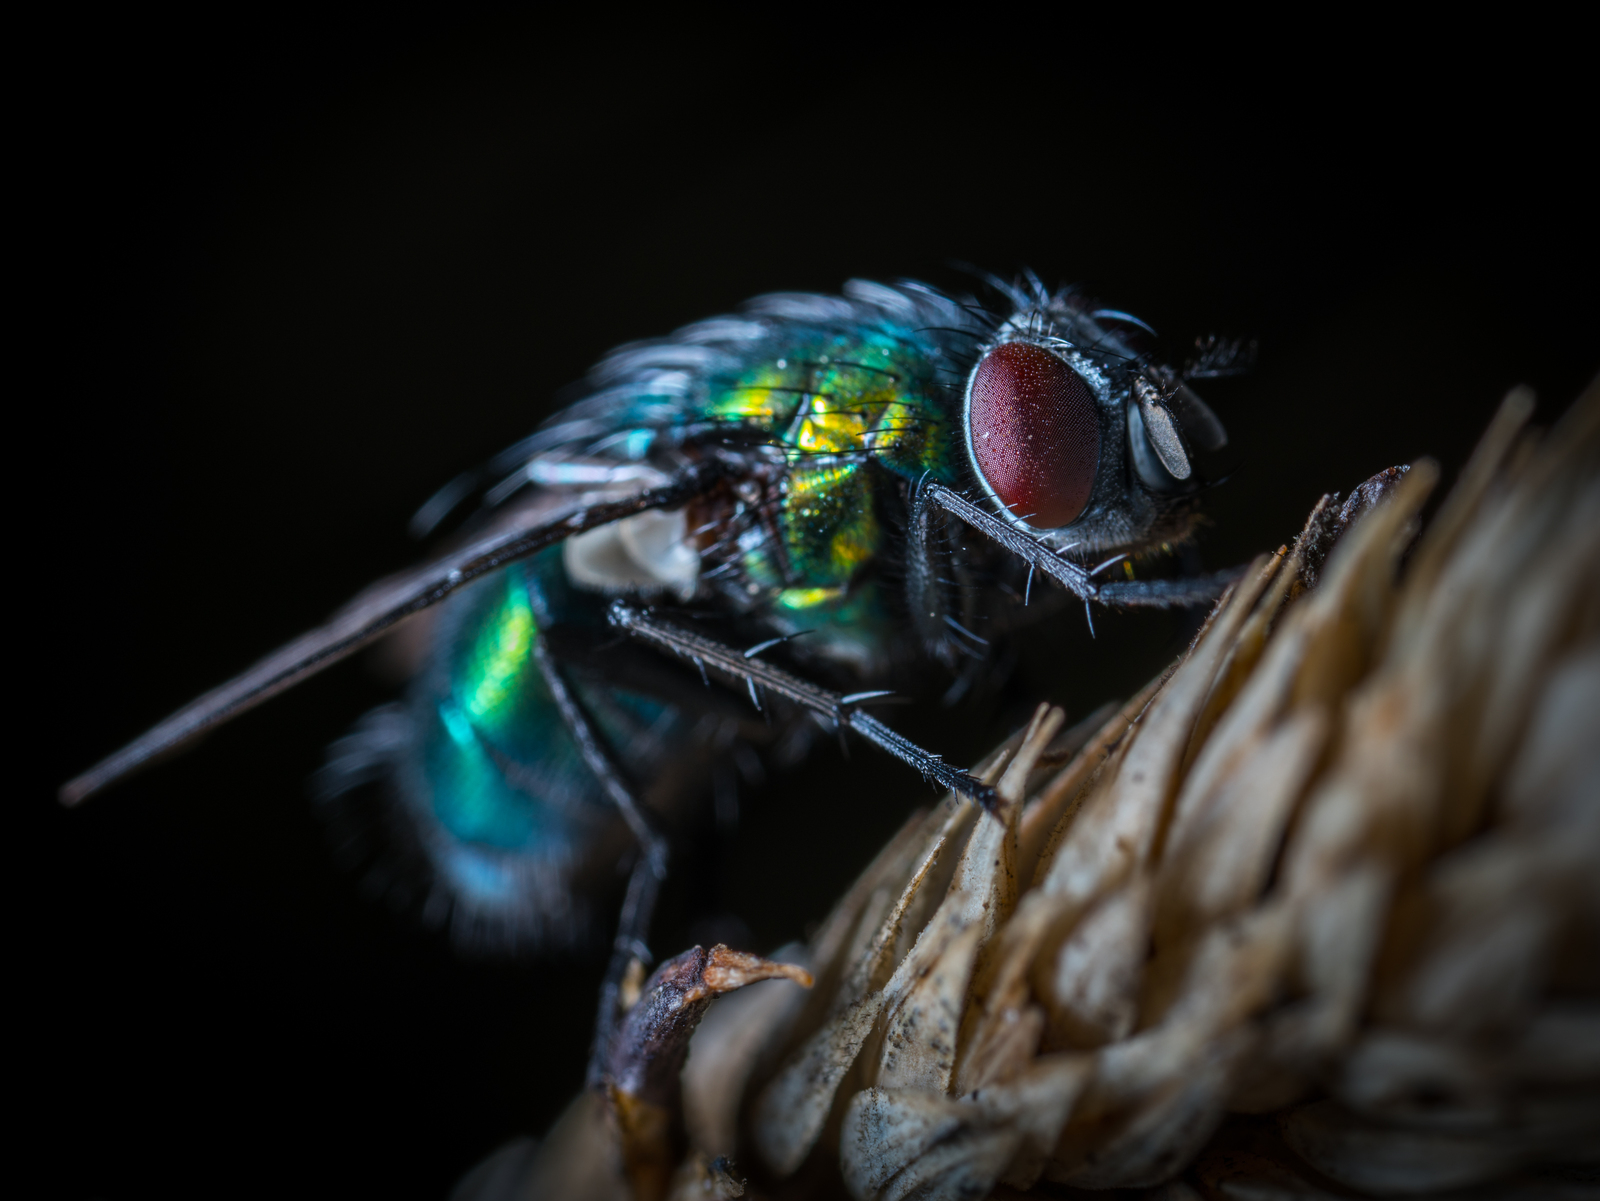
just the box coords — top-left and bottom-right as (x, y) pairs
(532, 382), (1600, 1201)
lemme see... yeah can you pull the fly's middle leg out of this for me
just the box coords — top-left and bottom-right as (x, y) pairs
(605, 601), (999, 813)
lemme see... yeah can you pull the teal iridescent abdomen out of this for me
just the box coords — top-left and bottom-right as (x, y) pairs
(397, 548), (681, 944)
(424, 559), (576, 850)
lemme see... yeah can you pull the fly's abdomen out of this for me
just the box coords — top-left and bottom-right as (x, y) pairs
(320, 551), (677, 950)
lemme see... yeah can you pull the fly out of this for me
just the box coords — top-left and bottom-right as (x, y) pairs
(61, 273), (1246, 1077)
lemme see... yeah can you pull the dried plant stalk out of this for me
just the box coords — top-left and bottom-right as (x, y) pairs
(518, 382), (1599, 1201)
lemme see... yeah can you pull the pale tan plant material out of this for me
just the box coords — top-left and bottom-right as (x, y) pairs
(523, 382), (1600, 1201)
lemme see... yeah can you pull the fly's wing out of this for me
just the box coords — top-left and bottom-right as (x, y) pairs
(60, 462), (732, 806)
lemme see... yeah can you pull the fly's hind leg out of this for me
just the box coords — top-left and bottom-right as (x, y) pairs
(605, 601), (999, 812)
(530, 634), (669, 1088)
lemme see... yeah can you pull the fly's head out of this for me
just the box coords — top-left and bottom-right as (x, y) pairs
(961, 291), (1231, 560)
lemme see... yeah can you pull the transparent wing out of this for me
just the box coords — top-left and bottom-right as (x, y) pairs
(61, 460), (733, 806)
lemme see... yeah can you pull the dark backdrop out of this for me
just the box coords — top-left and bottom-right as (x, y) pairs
(32, 15), (1594, 1199)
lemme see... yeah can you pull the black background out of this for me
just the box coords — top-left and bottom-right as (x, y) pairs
(31, 14), (1594, 1199)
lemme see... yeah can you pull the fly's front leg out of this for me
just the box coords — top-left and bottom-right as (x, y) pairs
(606, 601), (999, 812)
(922, 484), (1097, 598)
(529, 635), (669, 1088)
(921, 483), (1241, 611)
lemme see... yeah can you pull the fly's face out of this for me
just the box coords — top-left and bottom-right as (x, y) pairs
(962, 299), (1229, 558)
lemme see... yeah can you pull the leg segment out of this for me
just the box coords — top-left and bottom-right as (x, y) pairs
(1096, 572), (1246, 608)
(530, 634), (670, 1087)
(606, 602), (999, 811)
(920, 482), (1241, 610)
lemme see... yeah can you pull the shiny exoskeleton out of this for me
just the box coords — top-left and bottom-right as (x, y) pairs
(63, 274), (1242, 1067)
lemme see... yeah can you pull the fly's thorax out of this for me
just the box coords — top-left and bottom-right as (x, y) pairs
(778, 459), (881, 589)
(706, 326), (965, 485)
(768, 457), (902, 676)
(678, 323), (966, 625)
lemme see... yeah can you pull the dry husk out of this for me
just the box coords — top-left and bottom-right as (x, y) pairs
(497, 383), (1600, 1201)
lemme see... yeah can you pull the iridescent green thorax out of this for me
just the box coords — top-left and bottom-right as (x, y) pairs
(705, 324), (964, 483)
(780, 460), (878, 589)
(697, 324), (966, 653)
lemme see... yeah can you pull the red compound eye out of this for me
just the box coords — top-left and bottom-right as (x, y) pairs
(967, 342), (1100, 528)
